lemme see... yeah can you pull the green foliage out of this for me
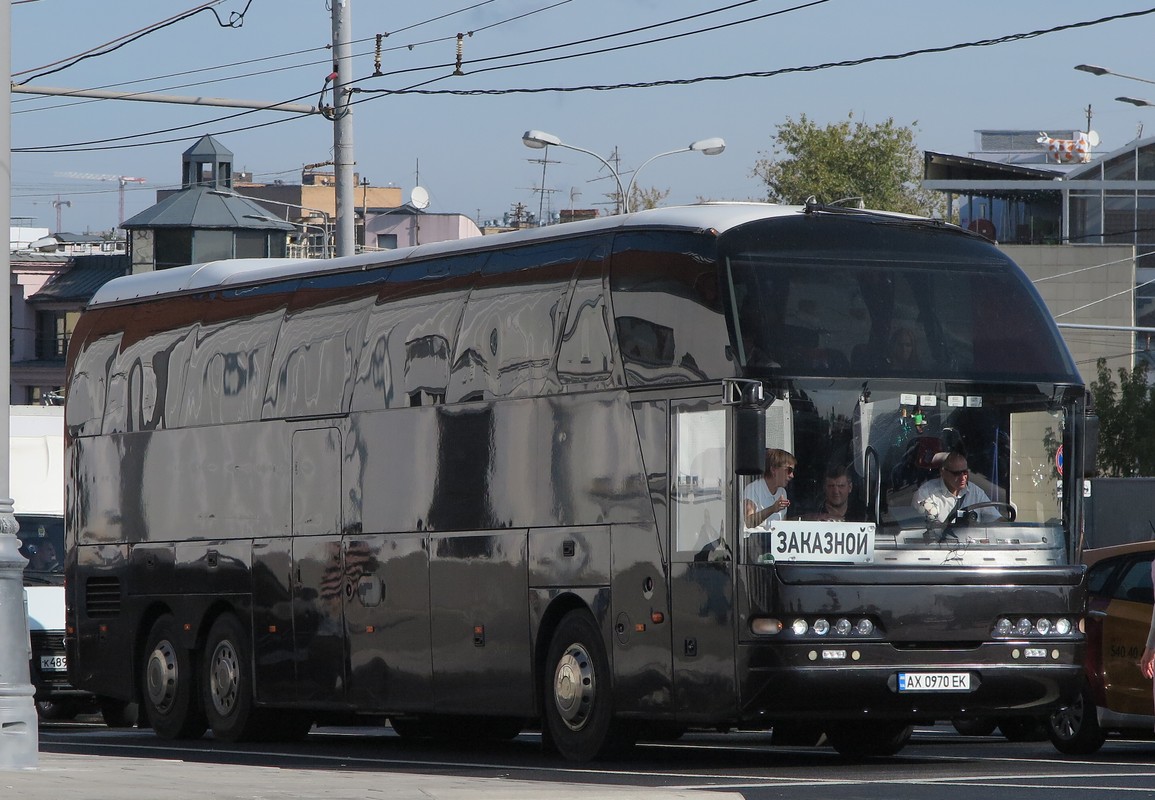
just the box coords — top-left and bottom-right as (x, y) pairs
(1089, 357), (1155, 476)
(628, 185), (671, 212)
(752, 112), (945, 218)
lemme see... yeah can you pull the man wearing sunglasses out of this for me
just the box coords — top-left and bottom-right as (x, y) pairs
(914, 450), (999, 524)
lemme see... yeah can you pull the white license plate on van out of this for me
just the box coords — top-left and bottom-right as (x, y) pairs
(40, 655), (66, 672)
(897, 671), (970, 692)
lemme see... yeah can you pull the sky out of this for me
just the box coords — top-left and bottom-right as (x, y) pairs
(10, 0), (1155, 234)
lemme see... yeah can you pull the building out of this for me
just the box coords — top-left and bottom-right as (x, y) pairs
(9, 251), (129, 404)
(122, 135), (294, 272)
(923, 129), (1154, 383)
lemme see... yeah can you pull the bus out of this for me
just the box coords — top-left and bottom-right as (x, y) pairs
(64, 201), (1090, 759)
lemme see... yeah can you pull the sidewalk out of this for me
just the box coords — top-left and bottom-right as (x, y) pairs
(0, 752), (745, 800)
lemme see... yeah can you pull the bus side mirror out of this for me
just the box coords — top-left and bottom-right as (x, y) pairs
(734, 406), (765, 476)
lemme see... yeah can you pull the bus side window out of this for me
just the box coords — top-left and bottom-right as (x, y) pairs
(448, 241), (589, 402)
(558, 245), (618, 389)
(610, 231), (729, 386)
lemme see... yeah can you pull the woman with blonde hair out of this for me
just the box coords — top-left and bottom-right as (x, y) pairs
(743, 448), (796, 528)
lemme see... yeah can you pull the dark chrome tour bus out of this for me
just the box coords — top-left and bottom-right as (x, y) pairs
(64, 202), (1089, 759)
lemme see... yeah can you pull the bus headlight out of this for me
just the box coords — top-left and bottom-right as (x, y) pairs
(1014, 617), (1034, 636)
(1035, 618), (1052, 635)
(791, 619), (809, 636)
(994, 618), (1012, 637)
(812, 618), (830, 636)
(750, 618), (783, 636)
(834, 618), (852, 635)
(1055, 618), (1072, 635)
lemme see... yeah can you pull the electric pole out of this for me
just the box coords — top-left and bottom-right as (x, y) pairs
(331, 0), (355, 257)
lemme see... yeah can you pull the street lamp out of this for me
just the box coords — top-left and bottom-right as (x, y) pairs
(209, 190), (333, 257)
(1074, 63), (1155, 86)
(1117, 96), (1155, 108)
(624, 137), (725, 213)
(244, 214), (328, 258)
(522, 130), (627, 215)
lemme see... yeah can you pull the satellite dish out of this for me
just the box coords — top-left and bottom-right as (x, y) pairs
(410, 186), (430, 210)
(1087, 130), (1101, 147)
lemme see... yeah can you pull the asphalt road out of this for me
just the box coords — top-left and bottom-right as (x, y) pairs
(10, 717), (1155, 800)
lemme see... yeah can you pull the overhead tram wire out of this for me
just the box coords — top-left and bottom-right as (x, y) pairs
(15, 0), (255, 85)
(12, 0), (569, 115)
(20, 4), (1153, 154)
(350, 6), (1155, 100)
(13, 0), (791, 152)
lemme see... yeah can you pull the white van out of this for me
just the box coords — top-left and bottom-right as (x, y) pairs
(13, 406), (134, 726)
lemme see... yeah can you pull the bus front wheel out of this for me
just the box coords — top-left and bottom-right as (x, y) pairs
(142, 615), (207, 739)
(543, 610), (617, 762)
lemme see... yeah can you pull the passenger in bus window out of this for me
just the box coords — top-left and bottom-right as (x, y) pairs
(886, 326), (919, 370)
(25, 541), (60, 572)
(804, 463), (866, 522)
(913, 450), (998, 524)
(743, 448), (796, 528)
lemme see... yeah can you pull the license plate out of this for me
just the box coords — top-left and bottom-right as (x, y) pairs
(897, 671), (971, 692)
(39, 655), (67, 672)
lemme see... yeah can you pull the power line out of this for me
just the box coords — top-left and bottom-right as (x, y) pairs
(353, 7), (1155, 99)
(17, 5), (1152, 154)
(14, 0), (254, 85)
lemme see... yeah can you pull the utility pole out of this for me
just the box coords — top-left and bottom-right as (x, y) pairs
(331, 0), (355, 257)
(0, 0), (40, 769)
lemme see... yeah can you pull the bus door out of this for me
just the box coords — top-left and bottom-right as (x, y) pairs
(289, 426), (346, 704)
(667, 399), (739, 722)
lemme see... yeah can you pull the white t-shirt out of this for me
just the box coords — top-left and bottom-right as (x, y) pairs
(914, 478), (995, 523)
(744, 480), (788, 529)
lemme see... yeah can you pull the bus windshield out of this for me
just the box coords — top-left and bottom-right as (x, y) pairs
(738, 384), (1076, 568)
(719, 215), (1078, 383)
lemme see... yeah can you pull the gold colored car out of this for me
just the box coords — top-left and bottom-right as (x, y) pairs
(1048, 541), (1155, 754)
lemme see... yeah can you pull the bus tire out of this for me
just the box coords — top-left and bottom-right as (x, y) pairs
(1047, 682), (1106, 755)
(827, 720), (912, 757)
(202, 613), (261, 743)
(543, 610), (616, 762)
(143, 615), (207, 739)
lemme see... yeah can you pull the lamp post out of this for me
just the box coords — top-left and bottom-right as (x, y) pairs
(1075, 63), (1155, 85)
(522, 130), (626, 215)
(1074, 65), (1155, 110)
(624, 137), (725, 213)
(209, 190), (333, 258)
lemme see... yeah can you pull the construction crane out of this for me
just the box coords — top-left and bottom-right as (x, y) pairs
(55, 172), (147, 226)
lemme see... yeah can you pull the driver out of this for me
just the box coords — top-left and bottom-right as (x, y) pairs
(913, 450), (999, 524)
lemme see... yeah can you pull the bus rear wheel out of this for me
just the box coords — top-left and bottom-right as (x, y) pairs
(203, 613), (262, 743)
(827, 720), (912, 757)
(543, 610), (617, 762)
(143, 615), (207, 739)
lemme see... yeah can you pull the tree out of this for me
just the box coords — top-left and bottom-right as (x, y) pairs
(1089, 357), (1155, 476)
(628, 185), (670, 212)
(752, 112), (945, 218)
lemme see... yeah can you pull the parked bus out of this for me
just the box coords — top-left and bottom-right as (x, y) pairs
(64, 202), (1090, 759)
